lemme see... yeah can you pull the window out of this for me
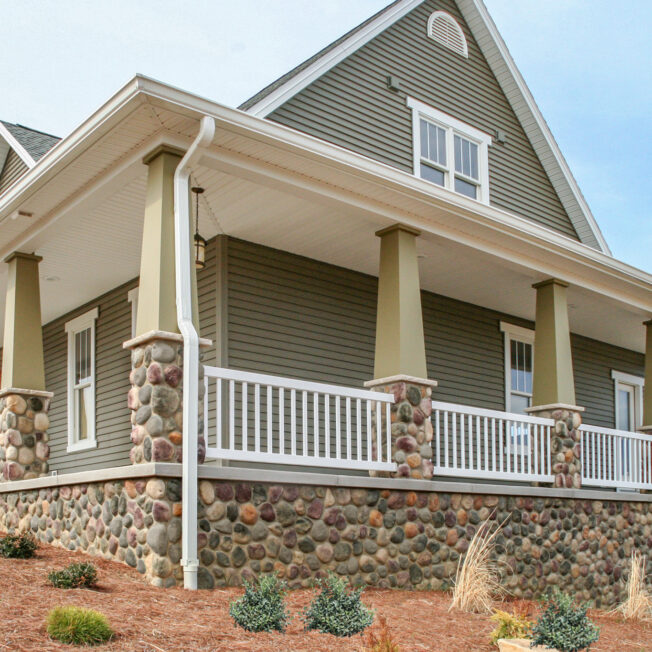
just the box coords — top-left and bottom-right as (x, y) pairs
(500, 322), (534, 414)
(427, 11), (468, 58)
(65, 308), (98, 451)
(127, 287), (139, 339)
(611, 370), (644, 432)
(407, 97), (491, 203)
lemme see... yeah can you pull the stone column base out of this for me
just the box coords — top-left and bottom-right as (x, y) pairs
(0, 388), (52, 481)
(365, 375), (437, 480)
(526, 403), (584, 489)
(123, 331), (211, 466)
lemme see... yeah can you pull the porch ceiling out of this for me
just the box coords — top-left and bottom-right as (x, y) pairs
(0, 77), (648, 354)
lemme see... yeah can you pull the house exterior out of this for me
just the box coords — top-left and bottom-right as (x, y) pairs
(0, 0), (650, 601)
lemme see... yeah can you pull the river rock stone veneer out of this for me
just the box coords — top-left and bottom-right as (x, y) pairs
(1, 476), (650, 606)
(127, 338), (205, 465)
(0, 392), (51, 481)
(370, 380), (434, 480)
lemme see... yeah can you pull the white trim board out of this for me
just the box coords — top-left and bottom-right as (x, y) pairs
(0, 123), (36, 168)
(243, 0), (610, 254)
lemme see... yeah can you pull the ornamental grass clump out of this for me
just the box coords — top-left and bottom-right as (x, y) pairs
(488, 608), (532, 646)
(0, 531), (38, 559)
(449, 515), (507, 614)
(303, 572), (374, 637)
(612, 551), (652, 621)
(46, 606), (113, 646)
(48, 562), (98, 589)
(230, 573), (291, 633)
(531, 589), (599, 652)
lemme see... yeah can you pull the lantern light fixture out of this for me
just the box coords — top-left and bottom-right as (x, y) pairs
(191, 186), (206, 270)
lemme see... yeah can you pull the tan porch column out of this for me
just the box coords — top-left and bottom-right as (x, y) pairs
(124, 145), (206, 466)
(641, 320), (652, 431)
(365, 224), (436, 480)
(526, 278), (584, 489)
(0, 252), (52, 480)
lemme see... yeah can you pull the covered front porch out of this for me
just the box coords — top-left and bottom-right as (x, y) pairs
(0, 76), (651, 494)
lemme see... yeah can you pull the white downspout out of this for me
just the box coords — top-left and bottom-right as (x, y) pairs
(174, 115), (216, 590)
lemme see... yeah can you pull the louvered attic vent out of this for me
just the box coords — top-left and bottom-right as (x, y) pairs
(427, 11), (468, 58)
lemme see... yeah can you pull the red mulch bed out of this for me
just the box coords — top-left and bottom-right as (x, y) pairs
(0, 542), (649, 651)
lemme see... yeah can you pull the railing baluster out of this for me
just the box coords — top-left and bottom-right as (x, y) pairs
(242, 381), (248, 452)
(335, 396), (341, 461)
(313, 393), (319, 458)
(366, 399), (372, 462)
(385, 402), (391, 464)
(216, 378), (222, 451)
(290, 389), (296, 457)
(491, 418), (496, 473)
(476, 415), (481, 470)
(483, 416), (488, 471)
(267, 385), (272, 453)
(376, 401), (382, 463)
(533, 424), (538, 475)
(229, 379), (235, 450)
(443, 411), (448, 468)
(302, 391), (308, 457)
(254, 383), (260, 453)
(346, 397), (352, 460)
(356, 398), (362, 461)
(452, 413), (457, 470)
(279, 387), (285, 455)
(325, 394), (330, 459)
(435, 410), (441, 469)
(460, 414), (466, 471)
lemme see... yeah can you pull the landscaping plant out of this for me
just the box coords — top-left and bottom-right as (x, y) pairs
(450, 515), (507, 614)
(230, 573), (291, 633)
(46, 606), (113, 646)
(303, 572), (374, 637)
(0, 531), (38, 558)
(612, 551), (651, 621)
(361, 615), (401, 651)
(530, 589), (599, 652)
(48, 562), (98, 589)
(488, 608), (532, 645)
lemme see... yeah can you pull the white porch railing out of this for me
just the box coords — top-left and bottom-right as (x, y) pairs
(202, 366), (396, 472)
(431, 401), (554, 482)
(580, 425), (652, 490)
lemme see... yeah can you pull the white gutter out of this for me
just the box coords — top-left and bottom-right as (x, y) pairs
(173, 115), (216, 590)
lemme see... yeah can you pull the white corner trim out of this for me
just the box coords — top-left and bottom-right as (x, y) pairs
(245, 0), (424, 117)
(500, 321), (534, 343)
(0, 122), (36, 168)
(64, 306), (99, 333)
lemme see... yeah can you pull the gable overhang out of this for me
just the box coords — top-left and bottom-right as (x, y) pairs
(0, 122), (36, 169)
(242, 0), (611, 255)
(0, 76), (648, 352)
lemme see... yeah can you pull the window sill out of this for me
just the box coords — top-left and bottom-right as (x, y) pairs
(67, 439), (98, 453)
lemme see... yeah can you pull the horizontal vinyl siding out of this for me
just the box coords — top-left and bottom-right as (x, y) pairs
(227, 239), (643, 434)
(0, 150), (28, 195)
(45, 239), (218, 474)
(269, 0), (579, 240)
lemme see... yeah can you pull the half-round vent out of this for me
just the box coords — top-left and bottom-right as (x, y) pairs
(427, 11), (468, 58)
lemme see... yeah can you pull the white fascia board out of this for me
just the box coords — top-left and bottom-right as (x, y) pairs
(244, 0), (424, 117)
(0, 122), (36, 168)
(457, 0), (611, 255)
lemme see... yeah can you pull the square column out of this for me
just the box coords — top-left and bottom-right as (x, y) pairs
(0, 252), (52, 480)
(641, 320), (652, 433)
(526, 278), (584, 488)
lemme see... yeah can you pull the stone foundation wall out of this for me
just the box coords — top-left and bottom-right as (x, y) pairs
(1, 475), (651, 607)
(0, 477), (182, 587)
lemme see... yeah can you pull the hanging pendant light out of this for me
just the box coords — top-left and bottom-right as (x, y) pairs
(191, 186), (206, 270)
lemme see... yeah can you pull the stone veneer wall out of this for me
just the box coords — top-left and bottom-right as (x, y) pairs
(1, 475), (651, 607)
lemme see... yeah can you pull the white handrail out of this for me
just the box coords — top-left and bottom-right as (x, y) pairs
(203, 366), (395, 472)
(431, 400), (553, 425)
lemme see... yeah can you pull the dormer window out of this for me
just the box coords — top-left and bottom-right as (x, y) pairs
(427, 11), (468, 58)
(407, 97), (491, 203)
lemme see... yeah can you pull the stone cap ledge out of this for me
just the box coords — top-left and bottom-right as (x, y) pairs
(123, 330), (212, 350)
(525, 403), (585, 413)
(364, 374), (438, 389)
(0, 387), (54, 400)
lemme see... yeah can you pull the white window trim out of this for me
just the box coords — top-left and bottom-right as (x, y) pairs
(127, 287), (139, 339)
(407, 96), (492, 204)
(611, 370), (644, 431)
(65, 307), (99, 452)
(500, 322), (535, 414)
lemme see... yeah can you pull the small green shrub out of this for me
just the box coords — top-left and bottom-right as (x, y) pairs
(0, 531), (38, 558)
(531, 589), (600, 652)
(46, 606), (113, 646)
(303, 572), (374, 637)
(489, 609), (532, 645)
(48, 562), (98, 589)
(230, 574), (291, 633)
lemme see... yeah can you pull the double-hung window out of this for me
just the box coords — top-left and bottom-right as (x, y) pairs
(501, 322), (535, 451)
(66, 308), (99, 452)
(408, 97), (491, 203)
(611, 371), (644, 432)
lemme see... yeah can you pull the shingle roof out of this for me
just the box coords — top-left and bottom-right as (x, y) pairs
(239, 0), (404, 111)
(0, 121), (60, 161)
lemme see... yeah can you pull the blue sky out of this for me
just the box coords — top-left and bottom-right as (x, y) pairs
(0, 1), (649, 272)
